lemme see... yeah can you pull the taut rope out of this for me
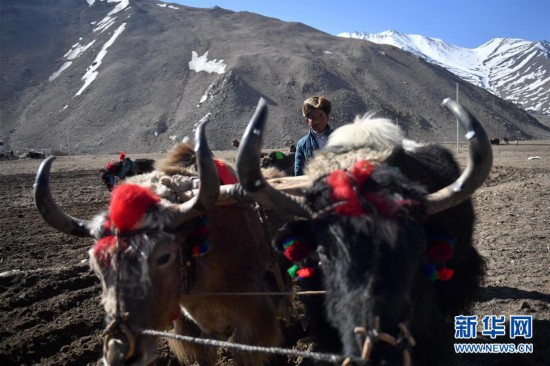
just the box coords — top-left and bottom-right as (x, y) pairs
(131, 326), (364, 364)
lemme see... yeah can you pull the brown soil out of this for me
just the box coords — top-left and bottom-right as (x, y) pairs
(1, 143), (549, 365)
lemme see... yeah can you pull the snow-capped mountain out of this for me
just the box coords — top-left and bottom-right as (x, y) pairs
(339, 30), (550, 115)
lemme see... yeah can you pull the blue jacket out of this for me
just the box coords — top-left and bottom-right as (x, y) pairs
(294, 125), (333, 176)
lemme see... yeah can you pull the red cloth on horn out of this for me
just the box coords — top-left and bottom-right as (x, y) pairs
(214, 159), (238, 184)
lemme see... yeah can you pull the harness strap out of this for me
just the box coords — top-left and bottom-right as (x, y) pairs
(102, 232), (136, 361)
(342, 319), (416, 366)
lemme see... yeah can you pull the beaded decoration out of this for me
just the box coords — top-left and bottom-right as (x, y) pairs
(422, 235), (455, 281)
(280, 237), (315, 280)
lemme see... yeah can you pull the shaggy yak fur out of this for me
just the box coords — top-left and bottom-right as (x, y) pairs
(245, 111), (487, 366)
(278, 150), (484, 365)
(88, 143), (286, 365)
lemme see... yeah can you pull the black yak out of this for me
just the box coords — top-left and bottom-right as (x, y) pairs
(100, 156), (156, 191)
(261, 150), (296, 176)
(235, 98), (492, 365)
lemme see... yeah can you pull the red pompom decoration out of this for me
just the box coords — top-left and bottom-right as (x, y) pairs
(110, 184), (160, 232)
(348, 160), (375, 186)
(327, 170), (363, 216)
(326, 160), (377, 217)
(296, 267), (316, 279)
(283, 240), (309, 262)
(437, 267), (455, 281)
(427, 240), (454, 262)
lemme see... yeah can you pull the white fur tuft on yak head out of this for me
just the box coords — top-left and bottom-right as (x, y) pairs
(236, 98), (492, 366)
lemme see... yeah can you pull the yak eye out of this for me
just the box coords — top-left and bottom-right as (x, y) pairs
(157, 253), (171, 266)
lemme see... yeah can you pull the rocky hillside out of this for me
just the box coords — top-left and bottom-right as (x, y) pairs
(1, 0), (549, 154)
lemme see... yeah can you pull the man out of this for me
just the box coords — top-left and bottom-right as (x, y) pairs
(294, 96), (333, 176)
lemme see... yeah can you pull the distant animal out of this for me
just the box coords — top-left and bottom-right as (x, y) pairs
(502, 137), (509, 145)
(236, 98), (492, 365)
(100, 157), (155, 191)
(260, 151), (296, 176)
(490, 137), (500, 145)
(27, 151), (44, 159)
(34, 120), (286, 366)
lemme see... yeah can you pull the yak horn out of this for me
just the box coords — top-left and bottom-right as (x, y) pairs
(34, 157), (94, 237)
(236, 98), (312, 218)
(425, 98), (493, 215)
(169, 114), (221, 227)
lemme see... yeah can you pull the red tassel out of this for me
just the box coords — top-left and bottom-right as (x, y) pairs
(427, 240), (454, 262)
(283, 240), (309, 262)
(437, 267), (455, 281)
(297, 267), (316, 279)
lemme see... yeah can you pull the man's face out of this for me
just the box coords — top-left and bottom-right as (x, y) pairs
(305, 109), (328, 133)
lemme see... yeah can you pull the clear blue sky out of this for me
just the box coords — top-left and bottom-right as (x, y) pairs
(171, 0), (549, 48)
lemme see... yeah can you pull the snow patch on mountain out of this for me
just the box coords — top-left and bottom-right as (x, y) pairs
(339, 30), (550, 114)
(189, 51), (227, 74)
(76, 23), (127, 96)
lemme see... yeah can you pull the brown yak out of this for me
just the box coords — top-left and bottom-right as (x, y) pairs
(34, 118), (287, 365)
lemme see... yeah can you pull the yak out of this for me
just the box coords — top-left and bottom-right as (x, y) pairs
(34, 118), (288, 366)
(261, 151), (296, 177)
(100, 157), (156, 191)
(235, 98), (492, 365)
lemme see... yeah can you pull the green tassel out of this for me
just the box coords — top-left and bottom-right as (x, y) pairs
(287, 264), (300, 278)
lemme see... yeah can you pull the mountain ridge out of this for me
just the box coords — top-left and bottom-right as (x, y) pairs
(1, 0), (549, 154)
(338, 30), (550, 116)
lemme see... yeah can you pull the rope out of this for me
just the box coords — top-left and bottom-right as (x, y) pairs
(132, 327), (363, 364)
(181, 290), (326, 297)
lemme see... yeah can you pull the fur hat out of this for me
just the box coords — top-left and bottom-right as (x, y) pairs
(302, 96), (332, 118)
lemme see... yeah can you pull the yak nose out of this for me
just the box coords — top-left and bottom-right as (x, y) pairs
(104, 337), (128, 365)
(103, 320), (136, 365)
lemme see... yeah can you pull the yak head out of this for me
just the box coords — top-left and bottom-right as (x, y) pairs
(275, 161), (428, 364)
(34, 118), (225, 366)
(235, 98), (492, 365)
(99, 161), (120, 192)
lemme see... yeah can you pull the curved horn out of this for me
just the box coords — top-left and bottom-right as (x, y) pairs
(34, 157), (94, 237)
(169, 114), (220, 227)
(425, 98), (493, 215)
(236, 98), (311, 217)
